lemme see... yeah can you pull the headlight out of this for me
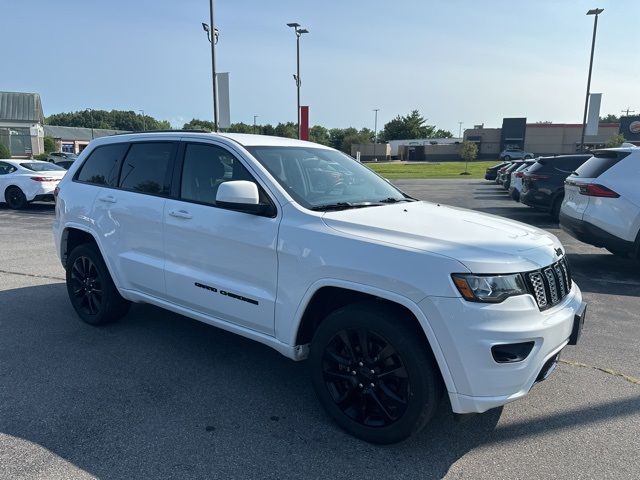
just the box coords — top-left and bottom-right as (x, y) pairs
(451, 273), (527, 303)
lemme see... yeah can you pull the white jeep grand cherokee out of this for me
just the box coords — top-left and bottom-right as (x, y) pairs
(53, 132), (586, 444)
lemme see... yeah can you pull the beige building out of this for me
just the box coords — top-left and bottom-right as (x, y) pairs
(464, 122), (621, 158)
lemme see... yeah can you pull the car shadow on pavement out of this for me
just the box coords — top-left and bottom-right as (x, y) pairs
(0, 202), (55, 215)
(567, 253), (640, 297)
(1, 282), (638, 479)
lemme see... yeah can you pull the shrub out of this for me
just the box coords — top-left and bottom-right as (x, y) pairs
(0, 143), (11, 158)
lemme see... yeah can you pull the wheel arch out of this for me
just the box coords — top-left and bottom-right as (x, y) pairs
(61, 225), (125, 293)
(292, 281), (456, 393)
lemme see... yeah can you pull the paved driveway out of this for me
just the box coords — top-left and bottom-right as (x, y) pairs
(0, 180), (638, 479)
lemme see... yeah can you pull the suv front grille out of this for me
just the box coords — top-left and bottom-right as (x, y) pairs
(523, 257), (572, 310)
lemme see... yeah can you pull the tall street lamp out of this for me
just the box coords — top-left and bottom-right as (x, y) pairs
(580, 8), (604, 152)
(86, 109), (94, 140)
(202, 0), (220, 132)
(139, 109), (146, 131)
(287, 22), (309, 139)
(253, 114), (259, 134)
(373, 108), (380, 143)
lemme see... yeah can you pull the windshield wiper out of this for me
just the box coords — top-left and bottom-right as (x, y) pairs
(377, 197), (414, 203)
(310, 202), (383, 211)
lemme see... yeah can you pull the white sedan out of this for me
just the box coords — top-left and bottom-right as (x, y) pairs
(0, 159), (67, 209)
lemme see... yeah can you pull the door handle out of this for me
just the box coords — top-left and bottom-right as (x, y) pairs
(169, 209), (193, 219)
(98, 195), (117, 203)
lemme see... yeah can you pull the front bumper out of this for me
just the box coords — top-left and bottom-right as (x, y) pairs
(419, 283), (584, 414)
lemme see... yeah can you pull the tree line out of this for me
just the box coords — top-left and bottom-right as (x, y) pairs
(45, 109), (453, 153)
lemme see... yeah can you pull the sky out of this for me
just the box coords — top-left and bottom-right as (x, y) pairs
(3, 0), (639, 134)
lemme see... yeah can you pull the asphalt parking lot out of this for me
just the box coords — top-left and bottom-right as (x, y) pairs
(1, 179), (639, 480)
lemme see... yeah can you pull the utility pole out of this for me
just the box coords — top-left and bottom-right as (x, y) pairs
(253, 115), (259, 134)
(621, 107), (636, 117)
(208, 0), (219, 131)
(287, 23), (309, 139)
(580, 8), (604, 152)
(373, 108), (379, 143)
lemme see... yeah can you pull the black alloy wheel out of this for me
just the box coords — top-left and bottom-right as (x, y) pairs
(310, 303), (442, 444)
(69, 255), (103, 316)
(66, 243), (130, 325)
(322, 328), (409, 427)
(5, 186), (27, 209)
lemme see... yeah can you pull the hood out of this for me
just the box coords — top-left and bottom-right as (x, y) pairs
(322, 201), (563, 273)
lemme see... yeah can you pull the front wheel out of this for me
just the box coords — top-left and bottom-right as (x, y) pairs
(5, 186), (27, 209)
(503, 155), (511, 161)
(66, 243), (130, 325)
(310, 303), (442, 444)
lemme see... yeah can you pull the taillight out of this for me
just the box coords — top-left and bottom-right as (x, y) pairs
(578, 183), (620, 198)
(515, 172), (524, 178)
(30, 176), (57, 182)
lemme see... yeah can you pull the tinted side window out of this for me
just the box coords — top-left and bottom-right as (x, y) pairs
(553, 156), (589, 172)
(180, 143), (256, 206)
(119, 142), (176, 195)
(76, 144), (128, 186)
(0, 162), (16, 175)
(574, 152), (631, 178)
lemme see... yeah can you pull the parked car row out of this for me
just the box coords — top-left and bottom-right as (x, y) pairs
(486, 146), (640, 259)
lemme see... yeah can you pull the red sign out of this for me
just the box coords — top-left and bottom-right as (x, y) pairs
(300, 106), (309, 141)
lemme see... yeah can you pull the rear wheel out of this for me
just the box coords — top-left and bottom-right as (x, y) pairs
(310, 302), (442, 444)
(66, 243), (130, 325)
(503, 155), (511, 161)
(5, 186), (27, 210)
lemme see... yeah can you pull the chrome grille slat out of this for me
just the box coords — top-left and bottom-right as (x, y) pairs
(553, 263), (566, 297)
(544, 268), (559, 304)
(524, 258), (572, 311)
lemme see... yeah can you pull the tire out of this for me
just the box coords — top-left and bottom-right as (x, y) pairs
(309, 302), (442, 444)
(66, 243), (130, 325)
(551, 196), (563, 222)
(503, 155), (511, 161)
(524, 155), (533, 159)
(5, 186), (27, 210)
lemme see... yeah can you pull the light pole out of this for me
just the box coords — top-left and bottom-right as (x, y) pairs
(253, 115), (259, 134)
(287, 22), (309, 139)
(139, 110), (146, 131)
(202, 1), (220, 132)
(86, 109), (94, 140)
(580, 8), (604, 152)
(373, 108), (379, 143)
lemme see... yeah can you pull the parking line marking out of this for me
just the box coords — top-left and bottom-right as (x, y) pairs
(0, 269), (65, 282)
(560, 359), (640, 386)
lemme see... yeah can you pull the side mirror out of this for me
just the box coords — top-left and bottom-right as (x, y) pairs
(216, 180), (274, 216)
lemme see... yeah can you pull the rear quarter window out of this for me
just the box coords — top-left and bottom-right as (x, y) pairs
(574, 152), (631, 179)
(76, 143), (129, 186)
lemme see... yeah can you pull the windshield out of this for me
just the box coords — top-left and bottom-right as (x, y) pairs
(246, 146), (408, 210)
(20, 162), (66, 172)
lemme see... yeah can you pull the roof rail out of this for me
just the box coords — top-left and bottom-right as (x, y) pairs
(112, 129), (212, 135)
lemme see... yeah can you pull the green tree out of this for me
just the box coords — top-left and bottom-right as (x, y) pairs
(606, 133), (625, 148)
(0, 143), (11, 158)
(43, 136), (56, 153)
(309, 125), (330, 145)
(274, 122), (298, 139)
(46, 110), (170, 131)
(379, 110), (452, 141)
(460, 141), (478, 175)
(183, 119), (214, 131)
(600, 113), (620, 122)
(227, 122), (254, 134)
